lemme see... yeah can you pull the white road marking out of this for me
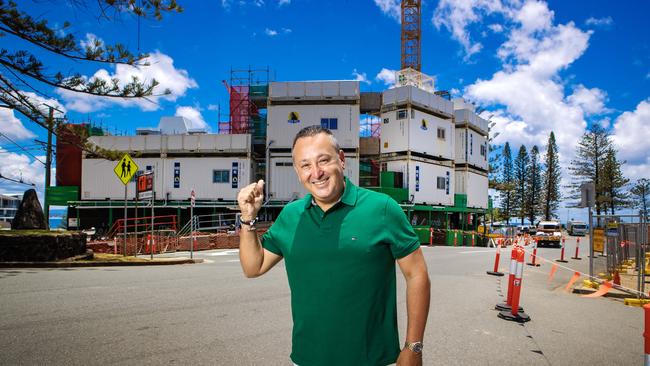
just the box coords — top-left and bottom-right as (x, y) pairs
(226, 259), (240, 263)
(458, 250), (496, 254)
(209, 250), (239, 256)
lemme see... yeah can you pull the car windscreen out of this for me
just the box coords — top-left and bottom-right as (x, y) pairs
(572, 225), (587, 229)
(542, 225), (560, 230)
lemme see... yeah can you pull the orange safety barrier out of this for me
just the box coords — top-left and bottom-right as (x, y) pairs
(572, 237), (582, 260)
(495, 245), (523, 313)
(527, 239), (540, 267)
(498, 246), (531, 323)
(556, 237), (568, 263)
(487, 241), (504, 277)
(581, 281), (613, 298)
(548, 263), (558, 284)
(643, 304), (650, 365)
(565, 272), (581, 291)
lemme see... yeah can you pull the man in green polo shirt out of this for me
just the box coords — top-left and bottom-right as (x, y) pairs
(237, 126), (430, 366)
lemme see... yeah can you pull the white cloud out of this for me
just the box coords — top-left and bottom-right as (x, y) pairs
(433, 0), (507, 59)
(79, 33), (104, 51)
(611, 99), (650, 180)
(488, 23), (503, 33)
(278, 0), (290, 5)
(375, 68), (397, 87)
(352, 69), (370, 85)
(464, 1), (595, 172)
(57, 51), (197, 113)
(567, 85), (609, 116)
(0, 149), (45, 191)
(0, 109), (36, 141)
(374, 0), (401, 23)
(585, 16), (613, 27)
(265, 28), (278, 36)
(175, 106), (209, 131)
(282, 28), (292, 34)
(207, 104), (220, 111)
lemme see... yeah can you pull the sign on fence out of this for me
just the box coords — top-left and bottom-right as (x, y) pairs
(137, 172), (154, 200)
(593, 228), (605, 254)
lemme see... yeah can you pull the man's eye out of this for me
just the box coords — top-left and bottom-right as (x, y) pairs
(319, 158), (329, 165)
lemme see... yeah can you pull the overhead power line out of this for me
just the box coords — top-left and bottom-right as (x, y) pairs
(0, 173), (35, 187)
(0, 132), (45, 165)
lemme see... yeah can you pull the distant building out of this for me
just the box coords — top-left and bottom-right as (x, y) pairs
(0, 194), (21, 224)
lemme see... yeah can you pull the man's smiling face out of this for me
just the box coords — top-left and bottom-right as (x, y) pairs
(292, 132), (346, 208)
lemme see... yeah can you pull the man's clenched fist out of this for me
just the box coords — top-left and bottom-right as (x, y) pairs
(237, 179), (265, 221)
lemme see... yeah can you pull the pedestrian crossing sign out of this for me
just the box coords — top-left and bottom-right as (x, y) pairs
(114, 154), (139, 185)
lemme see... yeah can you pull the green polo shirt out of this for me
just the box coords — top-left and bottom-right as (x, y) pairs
(261, 177), (420, 366)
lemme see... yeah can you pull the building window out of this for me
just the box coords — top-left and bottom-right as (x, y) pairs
(480, 144), (486, 156)
(383, 118), (389, 124)
(213, 170), (230, 183)
(437, 177), (446, 190)
(437, 128), (446, 140)
(396, 109), (407, 120)
(321, 118), (338, 130)
(411, 109), (415, 119)
(275, 162), (293, 167)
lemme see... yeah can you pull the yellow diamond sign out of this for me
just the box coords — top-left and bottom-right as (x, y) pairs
(114, 154), (139, 185)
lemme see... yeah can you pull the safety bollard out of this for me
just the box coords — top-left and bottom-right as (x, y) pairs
(454, 230), (458, 247)
(644, 303), (650, 366)
(572, 237), (582, 260)
(498, 247), (531, 323)
(527, 239), (540, 267)
(487, 241), (505, 276)
(643, 304), (650, 366)
(429, 227), (433, 246)
(557, 237), (568, 263)
(113, 237), (117, 255)
(146, 234), (151, 254)
(495, 245), (523, 312)
(472, 233), (475, 247)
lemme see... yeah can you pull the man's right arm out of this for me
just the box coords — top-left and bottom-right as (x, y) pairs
(239, 226), (283, 278)
(237, 180), (283, 278)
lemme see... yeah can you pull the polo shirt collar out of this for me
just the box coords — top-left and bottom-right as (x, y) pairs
(304, 176), (358, 209)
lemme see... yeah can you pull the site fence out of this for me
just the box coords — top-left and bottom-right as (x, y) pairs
(590, 213), (649, 299)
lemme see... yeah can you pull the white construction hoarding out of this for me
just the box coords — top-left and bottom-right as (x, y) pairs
(385, 158), (454, 206)
(454, 168), (488, 208)
(82, 157), (253, 201)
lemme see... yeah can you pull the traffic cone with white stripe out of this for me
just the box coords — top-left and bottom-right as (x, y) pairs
(498, 246), (531, 323)
(495, 245), (524, 312)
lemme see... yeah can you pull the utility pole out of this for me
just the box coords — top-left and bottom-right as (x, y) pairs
(44, 106), (54, 227)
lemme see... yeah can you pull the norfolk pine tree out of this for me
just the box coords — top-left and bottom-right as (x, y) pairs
(542, 132), (561, 220)
(568, 124), (612, 217)
(600, 147), (629, 215)
(630, 179), (649, 220)
(513, 145), (529, 225)
(499, 142), (515, 225)
(0, 1), (182, 159)
(526, 145), (543, 226)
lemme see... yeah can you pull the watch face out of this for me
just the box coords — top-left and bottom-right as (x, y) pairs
(411, 342), (423, 353)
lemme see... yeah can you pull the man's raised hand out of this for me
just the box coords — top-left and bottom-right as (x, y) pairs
(237, 180), (265, 221)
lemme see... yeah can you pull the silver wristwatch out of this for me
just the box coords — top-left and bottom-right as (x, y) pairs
(404, 341), (423, 354)
(240, 217), (258, 231)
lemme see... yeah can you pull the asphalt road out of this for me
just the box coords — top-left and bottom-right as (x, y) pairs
(0, 236), (643, 365)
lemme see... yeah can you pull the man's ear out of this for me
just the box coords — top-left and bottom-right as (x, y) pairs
(338, 150), (345, 169)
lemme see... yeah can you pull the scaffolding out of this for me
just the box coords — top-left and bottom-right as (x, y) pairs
(221, 67), (271, 137)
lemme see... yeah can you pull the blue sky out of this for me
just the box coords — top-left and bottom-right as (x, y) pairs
(1, 0), (649, 221)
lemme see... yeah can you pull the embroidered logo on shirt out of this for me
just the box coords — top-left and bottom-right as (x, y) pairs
(351, 237), (357, 241)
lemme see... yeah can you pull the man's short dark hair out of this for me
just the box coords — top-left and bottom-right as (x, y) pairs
(292, 125), (340, 151)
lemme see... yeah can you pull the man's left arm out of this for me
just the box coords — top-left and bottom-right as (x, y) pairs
(396, 247), (431, 366)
